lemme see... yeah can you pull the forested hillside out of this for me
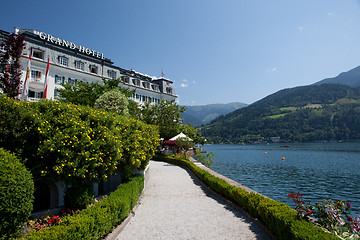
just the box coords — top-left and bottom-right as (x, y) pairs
(314, 65), (360, 87)
(201, 84), (360, 143)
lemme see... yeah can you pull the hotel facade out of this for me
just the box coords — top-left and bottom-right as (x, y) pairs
(0, 27), (177, 212)
(1, 27), (177, 103)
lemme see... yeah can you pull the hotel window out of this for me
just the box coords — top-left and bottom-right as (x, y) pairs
(89, 65), (98, 74)
(31, 70), (41, 81)
(142, 82), (150, 89)
(122, 76), (129, 83)
(32, 49), (44, 59)
(151, 85), (157, 91)
(68, 78), (76, 85)
(55, 75), (65, 85)
(166, 87), (173, 94)
(132, 79), (140, 86)
(0, 45), (5, 52)
(29, 90), (42, 99)
(54, 88), (60, 98)
(107, 70), (117, 79)
(59, 56), (68, 66)
(75, 61), (84, 71)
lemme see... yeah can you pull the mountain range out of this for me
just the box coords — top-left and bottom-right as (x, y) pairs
(314, 65), (360, 87)
(181, 102), (248, 126)
(200, 65), (360, 143)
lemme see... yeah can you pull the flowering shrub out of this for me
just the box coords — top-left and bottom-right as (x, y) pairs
(289, 192), (360, 239)
(27, 209), (74, 232)
(0, 95), (159, 184)
(288, 192), (312, 220)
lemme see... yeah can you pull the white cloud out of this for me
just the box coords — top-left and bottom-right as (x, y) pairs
(180, 83), (188, 88)
(271, 67), (277, 72)
(297, 26), (304, 31)
(327, 12), (334, 16)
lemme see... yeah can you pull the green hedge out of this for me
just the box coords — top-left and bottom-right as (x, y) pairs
(0, 95), (159, 184)
(154, 155), (337, 240)
(25, 175), (144, 240)
(0, 148), (34, 239)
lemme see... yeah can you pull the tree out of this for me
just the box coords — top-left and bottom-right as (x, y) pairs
(194, 149), (214, 168)
(58, 80), (104, 106)
(58, 78), (135, 107)
(175, 137), (195, 158)
(140, 99), (186, 139)
(94, 89), (129, 116)
(0, 33), (25, 98)
(139, 100), (207, 143)
(179, 123), (205, 144)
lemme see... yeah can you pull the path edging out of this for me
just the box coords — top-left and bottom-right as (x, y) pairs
(105, 163), (150, 240)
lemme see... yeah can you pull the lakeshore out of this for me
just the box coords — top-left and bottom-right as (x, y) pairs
(205, 142), (360, 216)
(108, 160), (271, 240)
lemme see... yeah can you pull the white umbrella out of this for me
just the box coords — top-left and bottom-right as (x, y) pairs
(169, 132), (192, 141)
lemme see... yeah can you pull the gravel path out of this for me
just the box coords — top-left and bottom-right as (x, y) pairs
(115, 160), (271, 240)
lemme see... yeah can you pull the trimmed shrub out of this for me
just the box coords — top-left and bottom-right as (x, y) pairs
(25, 175), (144, 240)
(64, 184), (94, 210)
(0, 148), (34, 239)
(154, 154), (337, 240)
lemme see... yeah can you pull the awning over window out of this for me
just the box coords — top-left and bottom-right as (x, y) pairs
(29, 81), (44, 92)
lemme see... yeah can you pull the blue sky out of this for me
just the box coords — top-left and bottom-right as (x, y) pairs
(1, 0), (360, 106)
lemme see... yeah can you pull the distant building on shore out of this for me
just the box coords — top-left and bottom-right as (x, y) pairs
(270, 137), (281, 142)
(0, 27), (177, 103)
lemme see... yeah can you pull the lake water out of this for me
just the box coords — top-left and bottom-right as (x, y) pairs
(202, 143), (360, 216)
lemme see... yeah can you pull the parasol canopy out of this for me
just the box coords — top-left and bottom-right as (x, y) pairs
(169, 132), (192, 141)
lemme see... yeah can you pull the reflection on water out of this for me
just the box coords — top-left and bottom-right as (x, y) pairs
(204, 142), (360, 216)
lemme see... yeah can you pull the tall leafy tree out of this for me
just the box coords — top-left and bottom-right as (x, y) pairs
(0, 33), (25, 98)
(58, 80), (104, 106)
(140, 99), (186, 139)
(179, 123), (205, 144)
(58, 78), (135, 106)
(94, 89), (129, 116)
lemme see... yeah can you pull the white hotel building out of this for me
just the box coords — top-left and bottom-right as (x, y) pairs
(1, 27), (177, 103)
(1, 28), (177, 211)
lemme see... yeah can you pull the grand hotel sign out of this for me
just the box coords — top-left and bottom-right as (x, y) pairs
(38, 32), (105, 59)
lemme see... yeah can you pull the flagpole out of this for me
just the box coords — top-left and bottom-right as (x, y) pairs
(43, 56), (49, 99)
(21, 52), (31, 101)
